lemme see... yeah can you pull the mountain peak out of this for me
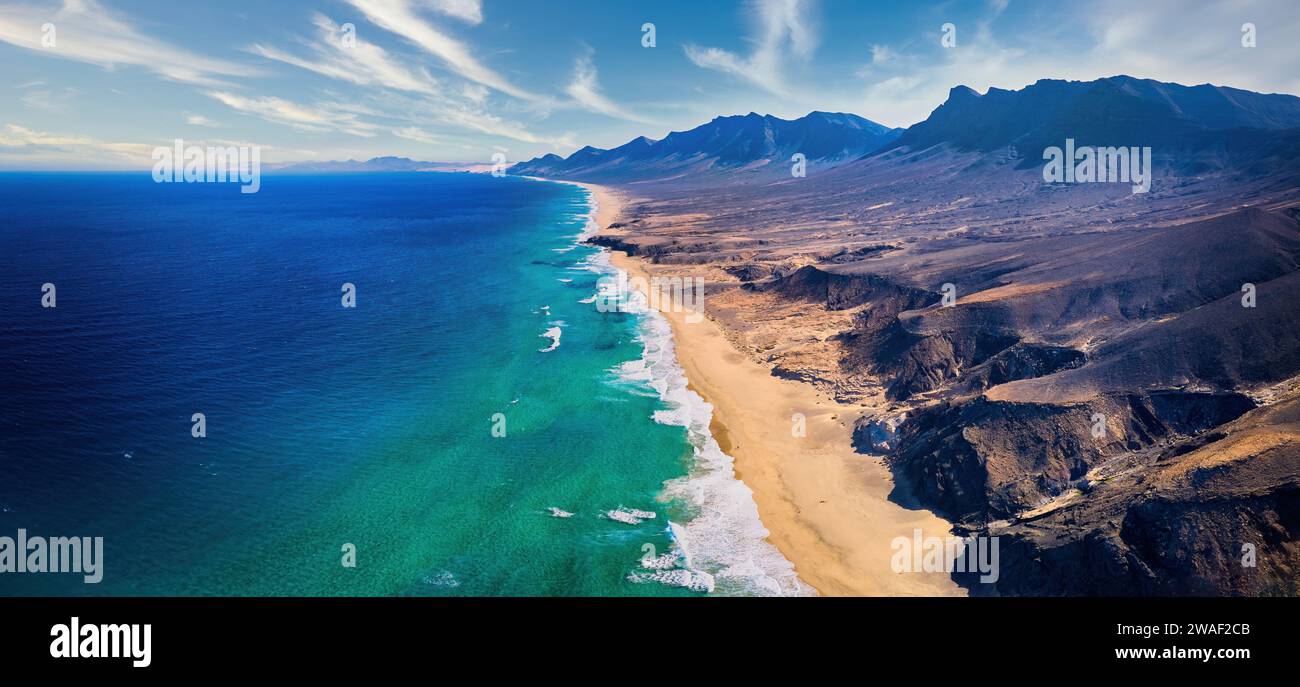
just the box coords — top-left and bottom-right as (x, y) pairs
(948, 85), (981, 100)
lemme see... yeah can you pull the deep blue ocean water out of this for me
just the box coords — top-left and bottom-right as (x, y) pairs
(0, 172), (800, 596)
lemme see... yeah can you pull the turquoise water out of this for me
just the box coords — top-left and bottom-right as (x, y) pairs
(0, 172), (801, 596)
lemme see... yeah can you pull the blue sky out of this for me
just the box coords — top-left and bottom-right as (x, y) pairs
(2, 0), (1298, 168)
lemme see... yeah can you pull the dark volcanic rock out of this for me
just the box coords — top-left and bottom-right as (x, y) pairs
(892, 391), (1256, 524)
(764, 264), (936, 311)
(955, 344), (1086, 394)
(982, 391), (1300, 596)
(724, 263), (777, 282)
(585, 235), (642, 255)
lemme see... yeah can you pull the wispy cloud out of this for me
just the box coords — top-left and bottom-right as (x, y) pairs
(416, 96), (576, 147)
(564, 49), (650, 123)
(428, 0), (483, 25)
(0, 123), (154, 167)
(0, 123), (324, 168)
(392, 126), (442, 144)
(344, 0), (543, 101)
(247, 11), (567, 148)
(0, 0), (256, 86)
(18, 84), (76, 113)
(685, 0), (818, 96)
(185, 114), (221, 127)
(250, 13), (440, 96)
(207, 91), (383, 137)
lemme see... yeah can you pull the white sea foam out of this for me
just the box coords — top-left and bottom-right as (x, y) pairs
(603, 506), (657, 525)
(605, 289), (806, 593)
(604, 509), (643, 525)
(577, 193), (600, 240)
(616, 287), (808, 595)
(547, 507), (575, 518)
(640, 551), (681, 570)
(538, 326), (561, 353)
(422, 571), (460, 588)
(627, 568), (716, 593)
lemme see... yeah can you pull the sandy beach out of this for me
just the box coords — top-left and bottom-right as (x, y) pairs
(580, 181), (962, 596)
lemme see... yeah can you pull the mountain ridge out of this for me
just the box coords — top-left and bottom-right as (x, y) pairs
(268, 156), (471, 173)
(509, 111), (903, 181)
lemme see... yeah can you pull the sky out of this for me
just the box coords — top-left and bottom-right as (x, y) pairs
(1, 0), (1299, 169)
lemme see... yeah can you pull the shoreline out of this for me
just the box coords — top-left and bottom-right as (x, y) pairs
(577, 180), (963, 596)
(577, 180), (804, 595)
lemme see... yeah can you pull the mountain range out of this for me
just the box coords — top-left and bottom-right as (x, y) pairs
(510, 111), (903, 181)
(268, 156), (471, 173)
(517, 74), (1300, 187)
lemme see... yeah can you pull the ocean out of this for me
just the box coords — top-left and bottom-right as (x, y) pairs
(0, 171), (802, 596)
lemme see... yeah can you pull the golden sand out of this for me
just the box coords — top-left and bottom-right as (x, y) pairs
(580, 182), (962, 596)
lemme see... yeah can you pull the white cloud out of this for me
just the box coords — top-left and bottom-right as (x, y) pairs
(207, 91), (383, 137)
(0, 124), (324, 168)
(564, 50), (650, 123)
(426, 0), (482, 25)
(344, 0), (542, 101)
(685, 0), (818, 96)
(420, 98), (575, 147)
(392, 126), (441, 144)
(185, 114), (220, 127)
(247, 12), (567, 148)
(0, 0), (256, 86)
(250, 13), (440, 96)
(19, 86), (76, 113)
(0, 123), (154, 168)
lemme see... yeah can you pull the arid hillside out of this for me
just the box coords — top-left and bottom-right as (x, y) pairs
(578, 77), (1300, 595)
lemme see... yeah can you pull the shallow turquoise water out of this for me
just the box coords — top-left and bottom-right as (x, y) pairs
(0, 172), (800, 596)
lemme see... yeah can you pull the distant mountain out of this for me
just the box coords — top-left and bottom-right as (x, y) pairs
(885, 75), (1300, 165)
(510, 111), (903, 181)
(270, 156), (470, 173)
